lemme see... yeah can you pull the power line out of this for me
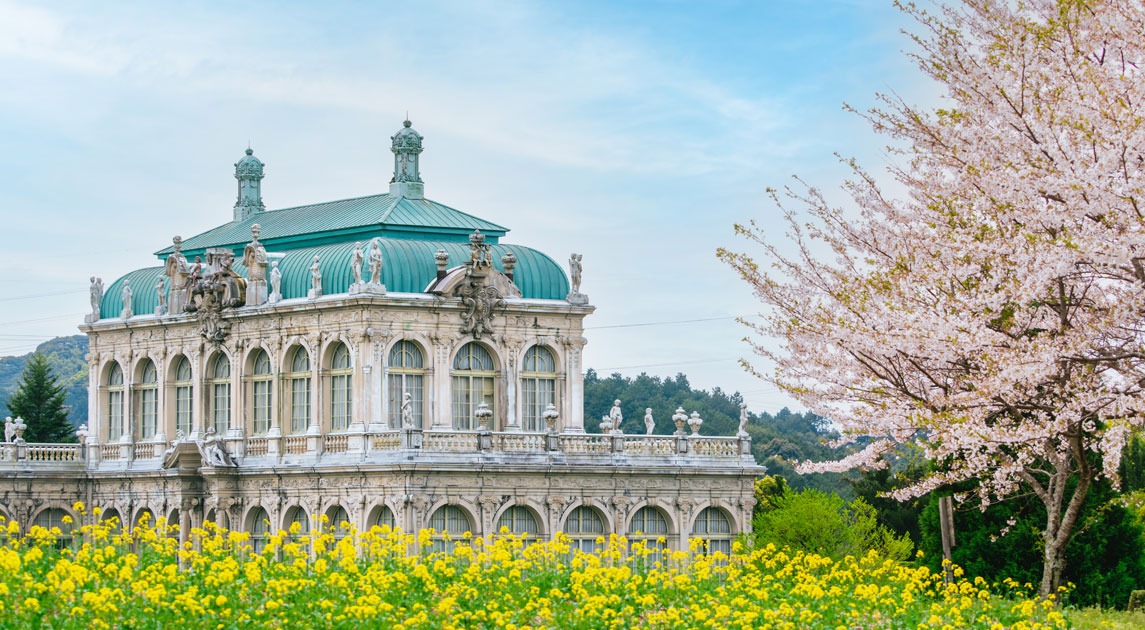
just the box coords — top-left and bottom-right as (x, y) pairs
(594, 357), (739, 371)
(0, 289), (86, 302)
(585, 316), (739, 330)
(0, 313), (86, 327)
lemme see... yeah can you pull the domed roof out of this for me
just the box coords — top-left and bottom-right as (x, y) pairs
(234, 148), (264, 178)
(391, 119), (423, 150)
(99, 238), (569, 318)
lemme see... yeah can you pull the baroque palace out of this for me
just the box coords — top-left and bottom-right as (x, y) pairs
(1, 121), (761, 553)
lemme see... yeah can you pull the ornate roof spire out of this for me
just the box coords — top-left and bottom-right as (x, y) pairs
(234, 147), (265, 221)
(389, 119), (424, 200)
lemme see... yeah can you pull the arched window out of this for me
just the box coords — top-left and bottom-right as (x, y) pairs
(692, 507), (733, 556)
(387, 341), (426, 429)
(328, 343), (352, 431)
(427, 505), (472, 552)
(563, 506), (606, 554)
(287, 347), (311, 434)
(248, 507), (270, 553)
(251, 350), (272, 435)
(374, 505), (397, 531)
(134, 508), (155, 532)
(521, 346), (557, 432)
(283, 506), (310, 539)
(451, 343), (496, 430)
(34, 508), (75, 546)
(629, 506), (670, 560)
(209, 354), (231, 434)
(174, 357), (193, 436)
(326, 505), (351, 540)
(138, 360), (158, 439)
(106, 363), (124, 441)
(100, 508), (122, 529)
(497, 506), (541, 544)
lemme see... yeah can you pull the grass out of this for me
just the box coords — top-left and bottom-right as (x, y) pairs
(1066, 608), (1145, 629)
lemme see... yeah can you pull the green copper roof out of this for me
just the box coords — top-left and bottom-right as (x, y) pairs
(100, 239), (569, 319)
(156, 193), (508, 259)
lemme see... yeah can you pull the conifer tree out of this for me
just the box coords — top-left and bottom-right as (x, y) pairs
(7, 353), (74, 443)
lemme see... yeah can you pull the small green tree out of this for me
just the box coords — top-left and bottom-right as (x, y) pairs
(752, 486), (913, 562)
(7, 353), (74, 443)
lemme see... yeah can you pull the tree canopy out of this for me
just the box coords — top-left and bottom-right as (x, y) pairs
(6, 353), (74, 443)
(720, 0), (1145, 596)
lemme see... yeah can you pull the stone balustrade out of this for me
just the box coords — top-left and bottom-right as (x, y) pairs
(1, 429), (753, 471)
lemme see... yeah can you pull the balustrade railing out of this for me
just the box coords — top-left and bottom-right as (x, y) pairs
(8, 428), (750, 469)
(283, 436), (308, 456)
(26, 443), (82, 462)
(422, 431), (478, 452)
(246, 437), (269, 457)
(325, 433), (350, 454)
(370, 431), (401, 451)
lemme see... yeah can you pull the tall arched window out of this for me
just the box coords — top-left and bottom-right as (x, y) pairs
(521, 346), (557, 432)
(287, 347), (311, 434)
(497, 506), (541, 545)
(248, 507), (270, 553)
(33, 508), (75, 548)
(174, 357), (193, 436)
(283, 506), (310, 539)
(692, 507), (733, 556)
(138, 360), (158, 439)
(326, 505), (351, 540)
(209, 354), (231, 434)
(427, 505), (472, 552)
(629, 506), (670, 560)
(251, 350), (272, 435)
(387, 341), (426, 429)
(452, 343), (496, 430)
(374, 505), (397, 531)
(328, 343), (352, 431)
(106, 363), (124, 441)
(563, 506), (606, 554)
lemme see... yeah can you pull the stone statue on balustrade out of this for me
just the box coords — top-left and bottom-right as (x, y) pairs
(349, 242), (365, 294)
(243, 224), (269, 306)
(165, 236), (190, 314)
(154, 276), (168, 316)
(86, 276), (103, 323)
(361, 238), (386, 295)
(645, 408), (655, 435)
(608, 399), (623, 434)
(308, 256), (322, 299)
(268, 261), (282, 303)
(738, 403), (750, 438)
(120, 280), (133, 319)
(566, 253), (589, 305)
(401, 391), (414, 429)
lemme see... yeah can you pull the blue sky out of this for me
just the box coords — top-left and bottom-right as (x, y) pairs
(0, 0), (929, 413)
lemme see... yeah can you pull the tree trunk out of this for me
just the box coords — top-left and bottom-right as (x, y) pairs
(1037, 471), (1091, 597)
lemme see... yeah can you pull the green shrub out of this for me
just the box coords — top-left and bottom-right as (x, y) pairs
(751, 486), (913, 561)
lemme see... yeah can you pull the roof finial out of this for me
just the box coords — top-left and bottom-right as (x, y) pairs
(234, 146), (265, 221)
(390, 119), (424, 199)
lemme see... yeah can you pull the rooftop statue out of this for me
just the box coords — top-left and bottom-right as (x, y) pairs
(243, 224), (269, 306)
(308, 256), (322, 299)
(567, 253), (589, 305)
(268, 261), (282, 304)
(165, 236), (190, 315)
(120, 280), (133, 319)
(86, 276), (103, 323)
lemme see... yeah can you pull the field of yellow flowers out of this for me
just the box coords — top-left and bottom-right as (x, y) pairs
(0, 504), (1068, 629)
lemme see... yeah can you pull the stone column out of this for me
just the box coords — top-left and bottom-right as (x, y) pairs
(430, 336), (454, 430)
(502, 338), (523, 432)
(563, 338), (587, 433)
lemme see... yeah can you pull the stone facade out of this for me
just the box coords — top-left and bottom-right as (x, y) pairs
(1, 121), (761, 552)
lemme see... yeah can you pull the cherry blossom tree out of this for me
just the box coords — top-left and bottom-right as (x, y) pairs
(720, 0), (1145, 596)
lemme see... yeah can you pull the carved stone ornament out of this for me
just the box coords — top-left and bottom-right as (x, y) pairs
(184, 248), (246, 345)
(454, 230), (504, 338)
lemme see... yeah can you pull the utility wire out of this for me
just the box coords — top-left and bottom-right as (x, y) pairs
(585, 316), (739, 330)
(0, 289), (86, 302)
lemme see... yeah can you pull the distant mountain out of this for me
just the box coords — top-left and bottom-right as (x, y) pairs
(0, 335), (89, 426)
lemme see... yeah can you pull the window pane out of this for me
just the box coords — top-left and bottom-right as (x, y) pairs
(176, 386), (192, 435)
(291, 378), (310, 433)
(253, 380), (271, 434)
